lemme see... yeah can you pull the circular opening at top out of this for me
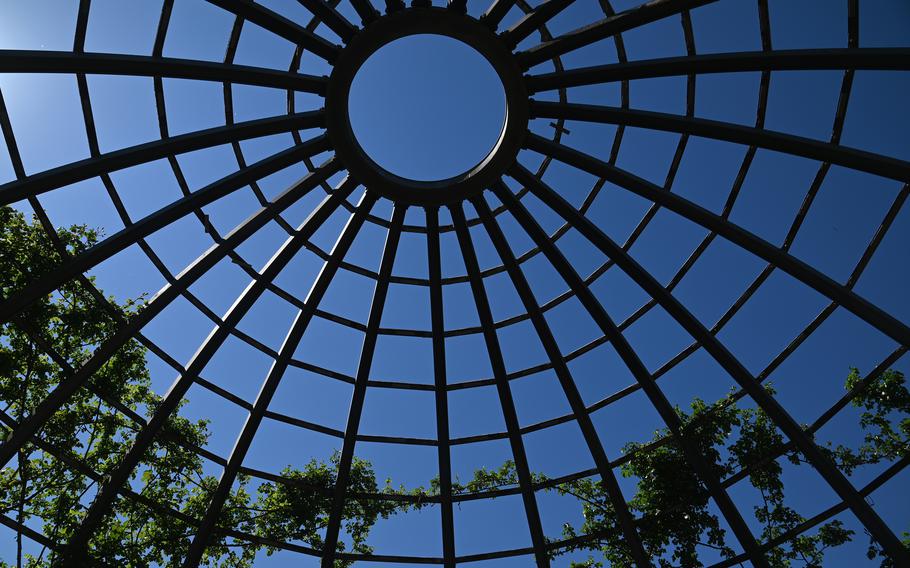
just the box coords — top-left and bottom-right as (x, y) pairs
(348, 34), (507, 183)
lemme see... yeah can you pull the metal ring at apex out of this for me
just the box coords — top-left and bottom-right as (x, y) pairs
(324, 6), (530, 207)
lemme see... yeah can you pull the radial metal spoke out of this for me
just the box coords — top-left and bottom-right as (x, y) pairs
(525, 48), (910, 92)
(426, 207), (456, 567)
(386, 0), (406, 13)
(0, 0), (906, 564)
(61, 176), (357, 562)
(450, 202), (550, 568)
(0, 50), (328, 92)
(0, 134), (331, 325)
(321, 201), (405, 567)
(183, 193), (373, 568)
(472, 191), (653, 567)
(506, 160), (910, 564)
(205, 0), (340, 62)
(492, 178), (770, 566)
(481, 0), (518, 31)
(516, 0), (717, 69)
(295, 0), (359, 42)
(72, 0), (90, 51)
(0, 110), (325, 207)
(349, 0), (380, 25)
(500, 0), (575, 48)
(0, 515), (57, 558)
(711, 456), (910, 568)
(0, 163), (344, 475)
(524, 133), (910, 348)
(529, 100), (910, 183)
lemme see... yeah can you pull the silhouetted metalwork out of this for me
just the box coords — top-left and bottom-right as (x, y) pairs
(0, 0), (908, 566)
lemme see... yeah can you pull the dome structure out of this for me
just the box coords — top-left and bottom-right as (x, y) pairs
(0, 1), (909, 567)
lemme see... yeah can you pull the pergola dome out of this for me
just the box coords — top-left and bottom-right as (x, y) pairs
(0, 1), (908, 567)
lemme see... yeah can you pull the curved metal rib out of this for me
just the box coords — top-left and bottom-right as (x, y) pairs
(1, 0), (907, 564)
(183, 192), (373, 568)
(516, 0), (717, 69)
(205, 0), (340, 62)
(349, 0), (380, 25)
(295, 0), (359, 42)
(473, 191), (653, 567)
(500, 0), (575, 48)
(450, 202), (551, 568)
(62, 174), (356, 561)
(525, 48), (910, 92)
(524, 133), (910, 348)
(321, 200), (403, 567)
(0, 134), (331, 325)
(0, 162), (344, 475)
(482, 0), (519, 30)
(426, 207), (457, 568)
(493, 176), (768, 566)
(0, 50), (328, 92)
(0, 110), (325, 207)
(529, 100), (910, 182)
(506, 159), (910, 564)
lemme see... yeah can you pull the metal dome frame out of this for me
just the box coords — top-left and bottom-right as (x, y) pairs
(0, 0), (909, 566)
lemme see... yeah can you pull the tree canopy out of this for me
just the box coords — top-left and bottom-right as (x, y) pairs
(452, 374), (909, 567)
(0, 208), (415, 567)
(1, 207), (907, 567)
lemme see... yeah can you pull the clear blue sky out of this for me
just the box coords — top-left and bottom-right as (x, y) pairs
(1, 0), (909, 566)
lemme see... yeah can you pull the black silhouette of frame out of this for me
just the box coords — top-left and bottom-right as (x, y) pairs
(0, 0), (908, 567)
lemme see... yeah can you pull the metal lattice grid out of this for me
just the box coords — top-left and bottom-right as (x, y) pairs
(0, 0), (909, 566)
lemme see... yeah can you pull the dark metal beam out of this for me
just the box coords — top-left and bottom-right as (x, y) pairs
(321, 202), (405, 567)
(450, 202), (550, 568)
(481, 0), (518, 31)
(0, 50), (328, 92)
(348, 0), (380, 25)
(0, 162), (343, 476)
(492, 177), (769, 566)
(426, 207), (456, 567)
(525, 48), (910, 92)
(61, 175), (357, 562)
(0, 134), (331, 325)
(386, 0), (406, 13)
(500, 0), (574, 48)
(516, 0), (716, 69)
(206, 0), (340, 62)
(0, 110), (325, 207)
(524, 133), (910, 349)
(72, 0), (90, 52)
(183, 193), (373, 568)
(529, 100), (910, 183)
(0, 0), (903, 563)
(506, 156), (910, 564)
(472, 191), (653, 567)
(295, 0), (359, 42)
(710, 456), (910, 568)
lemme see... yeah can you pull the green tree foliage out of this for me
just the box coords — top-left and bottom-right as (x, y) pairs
(0, 208), (410, 567)
(1, 208), (908, 567)
(448, 376), (909, 567)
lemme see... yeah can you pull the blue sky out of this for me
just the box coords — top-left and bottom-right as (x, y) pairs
(1, 0), (909, 566)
